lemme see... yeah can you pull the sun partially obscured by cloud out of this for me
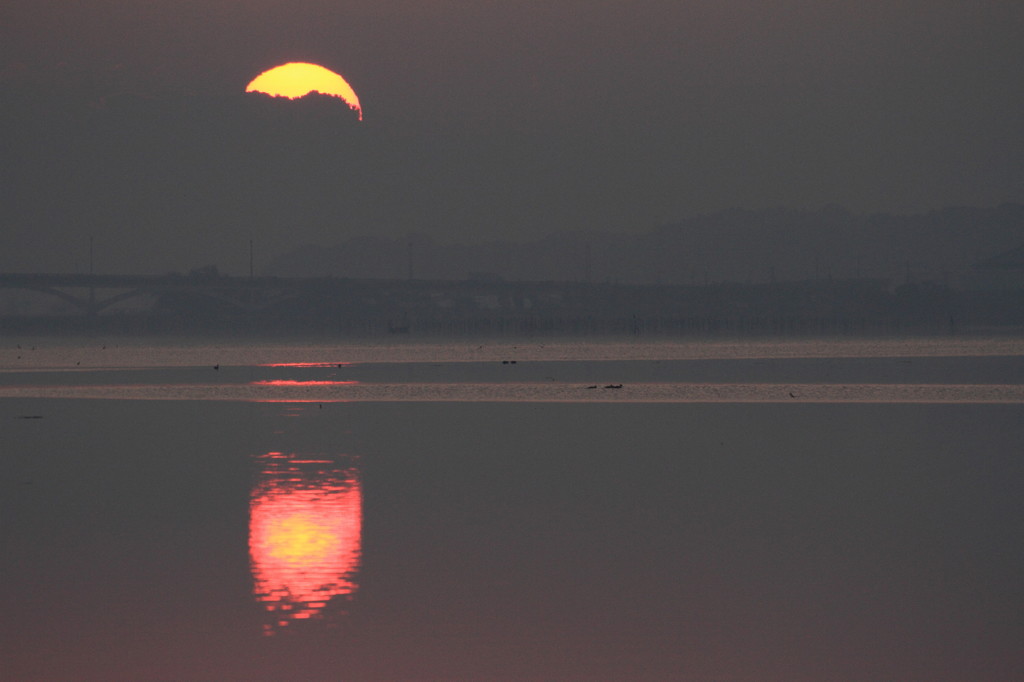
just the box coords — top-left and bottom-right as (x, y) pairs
(246, 62), (361, 119)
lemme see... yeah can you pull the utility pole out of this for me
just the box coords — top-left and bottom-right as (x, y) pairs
(585, 242), (592, 284)
(88, 236), (96, 319)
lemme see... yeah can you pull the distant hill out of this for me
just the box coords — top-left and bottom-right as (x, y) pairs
(266, 204), (1024, 288)
(4, 83), (1023, 283)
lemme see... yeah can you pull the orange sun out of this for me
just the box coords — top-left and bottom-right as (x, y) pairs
(246, 62), (362, 120)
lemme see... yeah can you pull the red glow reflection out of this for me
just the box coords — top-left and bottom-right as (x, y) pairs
(259, 362), (352, 368)
(249, 451), (362, 634)
(251, 380), (359, 387)
(254, 399), (349, 404)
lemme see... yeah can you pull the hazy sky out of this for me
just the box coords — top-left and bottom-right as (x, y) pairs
(2, 1), (1023, 273)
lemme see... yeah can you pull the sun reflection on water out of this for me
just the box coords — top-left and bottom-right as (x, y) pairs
(249, 450), (362, 634)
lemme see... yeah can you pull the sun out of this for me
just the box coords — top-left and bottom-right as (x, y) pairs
(246, 62), (362, 120)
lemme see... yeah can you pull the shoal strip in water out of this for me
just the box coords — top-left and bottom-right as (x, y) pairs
(2, 382), (1023, 403)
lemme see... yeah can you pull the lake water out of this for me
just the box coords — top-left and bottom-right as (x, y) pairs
(2, 337), (1022, 680)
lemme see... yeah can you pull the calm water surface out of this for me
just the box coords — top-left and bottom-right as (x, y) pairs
(2, 338), (1022, 680)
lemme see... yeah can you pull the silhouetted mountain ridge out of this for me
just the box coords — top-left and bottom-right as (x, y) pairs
(267, 204), (1024, 288)
(3, 85), (1023, 283)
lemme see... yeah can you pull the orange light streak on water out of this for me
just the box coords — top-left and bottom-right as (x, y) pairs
(250, 380), (359, 387)
(259, 363), (353, 368)
(249, 451), (362, 634)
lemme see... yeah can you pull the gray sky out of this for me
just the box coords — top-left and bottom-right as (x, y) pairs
(2, 1), (1023, 273)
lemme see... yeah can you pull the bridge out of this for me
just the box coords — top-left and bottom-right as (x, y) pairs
(0, 271), (596, 319)
(3, 270), (992, 337)
(0, 272), (311, 316)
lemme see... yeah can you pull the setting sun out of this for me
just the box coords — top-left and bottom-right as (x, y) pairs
(246, 62), (362, 120)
